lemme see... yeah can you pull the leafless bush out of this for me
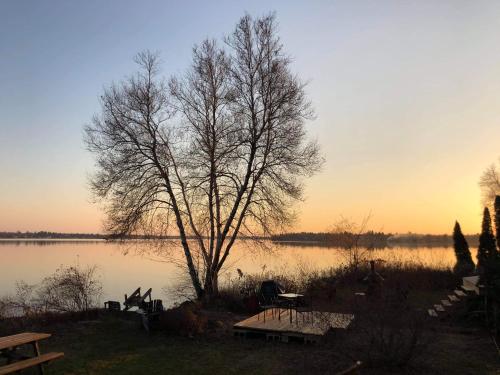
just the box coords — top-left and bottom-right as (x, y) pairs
(0, 265), (102, 316)
(356, 295), (428, 368)
(38, 265), (102, 312)
(158, 302), (207, 336)
(0, 296), (10, 318)
(163, 273), (197, 305)
(335, 259), (457, 292)
(1, 282), (42, 317)
(223, 266), (308, 295)
(330, 215), (376, 270)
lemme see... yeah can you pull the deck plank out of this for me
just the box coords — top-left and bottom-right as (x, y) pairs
(234, 309), (354, 337)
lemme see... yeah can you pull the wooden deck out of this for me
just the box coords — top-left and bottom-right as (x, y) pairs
(234, 309), (354, 342)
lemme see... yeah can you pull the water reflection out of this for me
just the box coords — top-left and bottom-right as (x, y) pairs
(0, 240), (477, 307)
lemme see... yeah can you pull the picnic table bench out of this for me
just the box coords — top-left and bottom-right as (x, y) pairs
(0, 332), (63, 374)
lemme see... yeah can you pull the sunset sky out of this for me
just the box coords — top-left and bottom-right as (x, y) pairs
(1, 0), (499, 235)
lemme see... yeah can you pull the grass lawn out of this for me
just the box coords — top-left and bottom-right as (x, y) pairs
(32, 311), (497, 375)
(44, 316), (306, 375)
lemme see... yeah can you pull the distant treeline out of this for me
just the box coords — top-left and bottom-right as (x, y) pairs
(271, 231), (391, 248)
(0, 231), (266, 241)
(1, 231), (480, 248)
(387, 233), (479, 248)
(0, 231), (165, 240)
(0, 231), (105, 239)
(271, 232), (481, 248)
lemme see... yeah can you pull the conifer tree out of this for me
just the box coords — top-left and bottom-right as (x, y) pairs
(452, 221), (475, 276)
(477, 207), (499, 280)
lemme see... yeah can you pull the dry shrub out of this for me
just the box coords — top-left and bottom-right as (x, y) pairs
(303, 268), (338, 301)
(216, 261), (456, 314)
(355, 293), (428, 368)
(38, 265), (102, 312)
(217, 267), (306, 313)
(212, 290), (253, 313)
(1, 265), (102, 316)
(335, 261), (458, 292)
(158, 302), (207, 336)
(1, 281), (40, 317)
(379, 262), (457, 291)
(0, 299), (7, 319)
(329, 215), (375, 270)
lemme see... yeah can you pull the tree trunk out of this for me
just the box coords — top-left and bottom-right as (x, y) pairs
(211, 271), (219, 296)
(203, 268), (219, 302)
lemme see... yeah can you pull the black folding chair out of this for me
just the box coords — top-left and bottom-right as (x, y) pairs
(257, 280), (285, 321)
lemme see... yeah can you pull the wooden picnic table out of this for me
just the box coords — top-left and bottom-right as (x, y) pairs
(0, 332), (63, 374)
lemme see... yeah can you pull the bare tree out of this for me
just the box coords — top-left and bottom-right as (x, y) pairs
(0, 265), (102, 315)
(480, 158), (500, 208)
(330, 215), (374, 270)
(85, 14), (322, 300)
(38, 265), (102, 313)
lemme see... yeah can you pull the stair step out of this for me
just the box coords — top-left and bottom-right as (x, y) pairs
(454, 290), (466, 297)
(428, 309), (438, 317)
(448, 295), (459, 302)
(441, 300), (452, 307)
(434, 304), (445, 312)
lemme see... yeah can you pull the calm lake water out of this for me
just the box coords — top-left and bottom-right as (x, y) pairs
(0, 240), (476, 307)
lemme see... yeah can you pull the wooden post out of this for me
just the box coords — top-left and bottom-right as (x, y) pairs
(32, 341), (44, 375)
